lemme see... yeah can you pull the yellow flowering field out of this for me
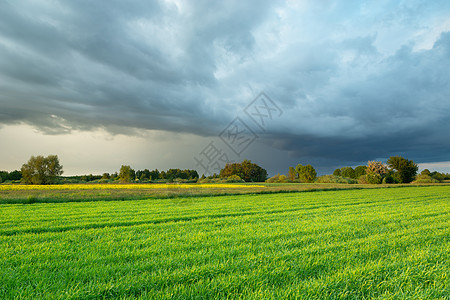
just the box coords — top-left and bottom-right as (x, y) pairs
(0, 183), (265, 191)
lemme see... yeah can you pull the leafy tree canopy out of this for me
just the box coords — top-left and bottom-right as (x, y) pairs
(387, 156), (418, 183)
(295, 164), (317, 183)
(119, 165), (135, 183)
(21, 155), (63, 184)
(220, 160), (267, 182)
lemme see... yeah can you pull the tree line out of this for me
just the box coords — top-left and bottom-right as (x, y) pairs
(267, 163), (318, 183)
(1, 155), (201, 185)
(116, 165), (199, 183)
(2, 154), (449, 185)
(65, 167), (200, 183)
(267, 156), (450, 184)
(0, 170), (22, 183)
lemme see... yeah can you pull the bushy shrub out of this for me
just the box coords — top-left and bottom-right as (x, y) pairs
(340, 167), (355, 179)
(266, 174), (280, 183)
(382, 175), (398, 184)
(174, 178), (188, 183)
(226, 175), (245, 183)
(366, 173), (382, 184)
(412, 175), (440, 184)
(420, 169), (431, 176)
(354, 166), (367, 178)
(265, 174), (288, 183)
(431, 172), (445, 182)
(358, 175), (369, 184)
(278, 175), (288, 183)
(197, 178), (212, 183)
(316, 175), (356, 184)
(152, 179), (168, 183)
(98, 179), (113, 184)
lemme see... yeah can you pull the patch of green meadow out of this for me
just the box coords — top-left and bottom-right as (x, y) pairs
(0, 186), (448, 299)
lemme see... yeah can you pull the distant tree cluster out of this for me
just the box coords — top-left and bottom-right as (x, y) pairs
(414, 169), (449, 183)
(266, 155), (449, 185)
(359, 156), (419, 184)
(135, 169), (160, 181)
(335, 156), (426, 184)
(266, 174), (288, 183)
(59, 167), (199, 184)
(219, 160), (267, 182)
(315, 175), (357, 184)
(82, 174), (103, 182)
(426, 170), (450, 181)
(332, 166), (366, 179)
(118, 165), (198, 183)
(0, 170), (22, 183)
(164, 169), (199, 181)
(197, 173), (246, 184)
(266, 163), (317, 183)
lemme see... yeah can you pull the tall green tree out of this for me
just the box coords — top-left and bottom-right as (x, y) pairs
(332, 168), (341, 176)
(288, 166), (296, 181)
(387, 156), (418, 183)
(354, 166), (367, 178)
(21, 155), (63, 184)
(340, 167), (355, 179)
(119, 165), (135, 183)
(295, 164), (317, 183)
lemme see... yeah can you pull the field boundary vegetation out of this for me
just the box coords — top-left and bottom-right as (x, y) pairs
(1, 181), (448, 205)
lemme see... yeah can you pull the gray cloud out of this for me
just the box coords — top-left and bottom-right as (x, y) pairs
(0, 0), (449, 172)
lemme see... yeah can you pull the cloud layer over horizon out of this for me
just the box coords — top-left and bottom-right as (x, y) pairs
(1, 0), (449, 173)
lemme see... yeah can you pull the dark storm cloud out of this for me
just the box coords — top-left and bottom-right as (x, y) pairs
(0, 0), (275, 135)
(0, 0), (449, 169)
(261, 32), (450, 166)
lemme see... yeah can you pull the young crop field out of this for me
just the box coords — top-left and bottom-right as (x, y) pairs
(0, 182), (421, 205)
(0, 186), (449, 299)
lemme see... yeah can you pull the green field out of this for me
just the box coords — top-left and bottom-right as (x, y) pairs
(0, 182), (381, 204)
(1, 186), (449, 299)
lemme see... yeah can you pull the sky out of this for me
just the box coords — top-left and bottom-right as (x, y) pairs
(0, 0), (449, 176)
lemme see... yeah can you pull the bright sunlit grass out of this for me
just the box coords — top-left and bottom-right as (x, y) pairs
(0, 186), (448, 298)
